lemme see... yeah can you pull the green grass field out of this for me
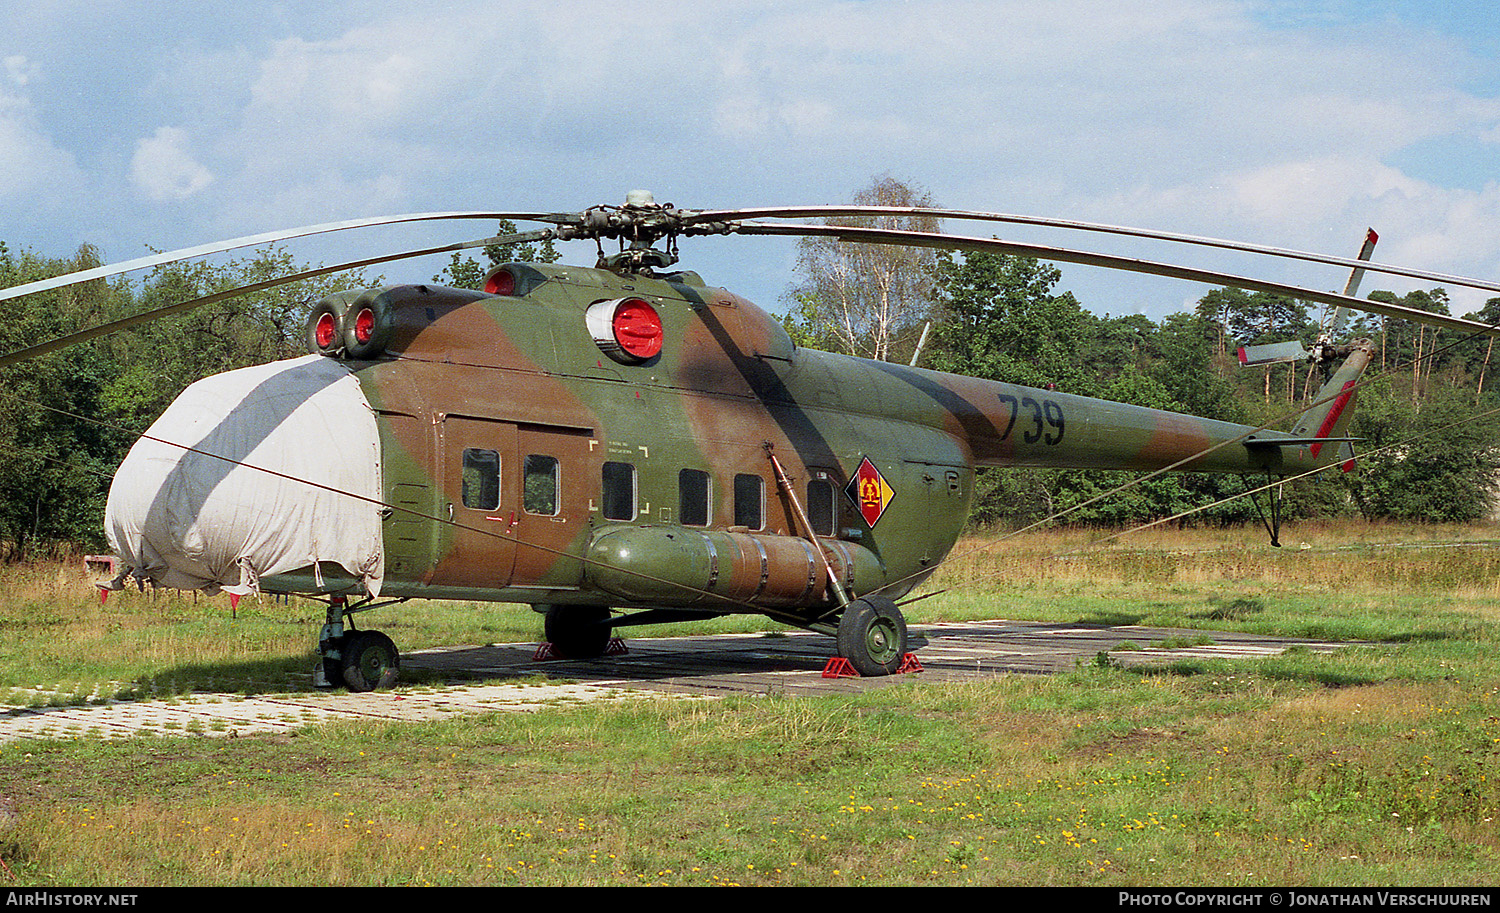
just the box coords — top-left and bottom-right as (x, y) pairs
(1, 521), (1497, 886)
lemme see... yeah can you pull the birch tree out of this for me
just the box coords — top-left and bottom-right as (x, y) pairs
(784, 176), (940, 361)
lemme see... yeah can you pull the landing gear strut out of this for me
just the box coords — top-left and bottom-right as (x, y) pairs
(836, 596), (908, 677)
(542, 604), (613, 658)
(314, 596), (401, 692)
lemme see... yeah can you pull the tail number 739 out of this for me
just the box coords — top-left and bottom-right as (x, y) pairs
(997, 393), (1066, 445)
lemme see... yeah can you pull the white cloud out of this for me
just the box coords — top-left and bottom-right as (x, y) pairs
(1225, 156), (1426, 226)
(130, 127), (214, 201)
(210, 170), (406, 236)
(4, 55), (39, 87)
(0, 89), (80, 198)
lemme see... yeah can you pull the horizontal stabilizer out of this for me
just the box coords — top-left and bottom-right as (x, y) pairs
(1237, 341), (1308, 366)
(1244, 436), (1361, 448)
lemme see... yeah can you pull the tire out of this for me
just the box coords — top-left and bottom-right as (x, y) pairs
(836, 596), (908, 677)
(342, 630), (400, 692)
(544, 605), (612, 659)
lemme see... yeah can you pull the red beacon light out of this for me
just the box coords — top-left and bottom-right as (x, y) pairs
(483, 267), (517, 297)
(586, 297), (663, 363)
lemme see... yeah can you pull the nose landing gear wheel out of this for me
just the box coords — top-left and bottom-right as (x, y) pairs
(342, 630), (400, 692)
(836, 596), (908, 677)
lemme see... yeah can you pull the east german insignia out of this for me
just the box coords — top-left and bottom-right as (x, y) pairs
(845, 456), (895, 527)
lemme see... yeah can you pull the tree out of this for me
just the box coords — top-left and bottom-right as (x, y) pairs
(1345, 379), (1500, 522)
(1365, 289), (1452, 387)
(1152, 312), (1246, 423)
(435, 219), (559, 289)
(1083, 313), (1160, 379)
(926, 249), (1096, 394)
(1462, 297), (1500, 403)
(779, 291), (840, 352)
(0, 243), (127, 555)
(784, 175), (940, 361)
(1196, 287), (1313, 404)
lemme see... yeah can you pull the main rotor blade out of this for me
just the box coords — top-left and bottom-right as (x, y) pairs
(0, 211), (558, 304)
(738, 222), (1500, 338)
(700, 206), (1500, 297)
(0, 229), (556, 369)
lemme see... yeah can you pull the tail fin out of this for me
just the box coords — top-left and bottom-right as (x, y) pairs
(1291, 339), (1374, 470)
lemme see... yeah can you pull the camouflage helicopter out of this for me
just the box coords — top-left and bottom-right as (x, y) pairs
(5, 192), (1500, 691)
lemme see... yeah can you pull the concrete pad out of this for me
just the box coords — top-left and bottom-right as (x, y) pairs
(0, 619), (1349, 743)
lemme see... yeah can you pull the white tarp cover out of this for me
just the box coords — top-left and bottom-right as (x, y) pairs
(106, 354), (385, 596)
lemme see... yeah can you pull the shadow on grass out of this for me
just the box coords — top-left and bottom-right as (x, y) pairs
(1077, 611), (1147, 626)
(1380, 629), (1480, 643)
(1118, 653), (1380, 688)
(124, 653), (450, 699)
(127, 656), (320, 697)
(1191, 596), (1266, 622)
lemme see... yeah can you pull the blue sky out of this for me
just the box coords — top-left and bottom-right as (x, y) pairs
(4, 0), (1499, 323)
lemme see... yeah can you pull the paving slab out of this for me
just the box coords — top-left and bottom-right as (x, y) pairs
(0, 619), (1349, 743)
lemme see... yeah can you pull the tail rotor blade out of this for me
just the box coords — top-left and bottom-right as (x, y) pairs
(1325, 228), (1379, 339)
(1237, 341), (1310, 367)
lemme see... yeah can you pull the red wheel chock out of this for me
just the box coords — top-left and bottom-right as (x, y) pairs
(822, 657), (860, 678)
(822, 653), (923, 678)
(533, 637), (629, 662)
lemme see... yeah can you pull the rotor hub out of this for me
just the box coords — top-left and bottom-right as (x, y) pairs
(550, 192), (737, 275)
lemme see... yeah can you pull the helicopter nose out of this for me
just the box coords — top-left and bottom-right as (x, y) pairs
(105, 354), (385, 597)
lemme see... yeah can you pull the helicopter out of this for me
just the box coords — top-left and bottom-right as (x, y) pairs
(5, 192), (1500, 691)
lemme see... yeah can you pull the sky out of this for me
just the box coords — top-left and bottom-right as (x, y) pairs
(4, 0), (1500, 326)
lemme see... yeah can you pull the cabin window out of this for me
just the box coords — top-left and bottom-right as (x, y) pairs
(524, 454), (559, 515)
(679, 469), (711, 527)
(807, 478), (836, 536)
(462, 448), (500, 511)
(602, 461), (636, 520)
(733, 473), (763, 530)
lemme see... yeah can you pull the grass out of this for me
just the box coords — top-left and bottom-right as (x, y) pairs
(0, 520), (1497, 885)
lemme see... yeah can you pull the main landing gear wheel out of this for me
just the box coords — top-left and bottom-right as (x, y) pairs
(544, 605), (613, 658)
(341, 630), (400, 692)
(836, 596), (908, 677)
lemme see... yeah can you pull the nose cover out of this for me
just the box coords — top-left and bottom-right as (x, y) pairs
(105, 355), (385, 597)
